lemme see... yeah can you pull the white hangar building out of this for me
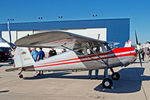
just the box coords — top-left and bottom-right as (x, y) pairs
(0, 18), (130, 47)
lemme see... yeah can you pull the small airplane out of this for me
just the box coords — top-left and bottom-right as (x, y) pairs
(6, 31), (141, 88)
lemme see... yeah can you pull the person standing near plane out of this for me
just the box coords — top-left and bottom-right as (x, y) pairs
(10, 46), (16, 68)
(88, 69), (99, 79)
(48, 48), (57, 57)
(141, 48), (145, 61)
(31, 48), (38, 61)
(37, 48), (45, 61)
(36, 48), (45, 75)
(145, 48), (150, 59)
(88, 47), (99, 79)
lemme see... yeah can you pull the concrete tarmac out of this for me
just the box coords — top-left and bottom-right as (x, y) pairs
(0, 57), (150, 100)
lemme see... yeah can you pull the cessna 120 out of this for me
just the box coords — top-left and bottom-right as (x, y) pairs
(6, 31), (140, 88)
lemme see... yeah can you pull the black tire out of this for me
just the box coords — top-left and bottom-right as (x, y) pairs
(102, 78), (113, 89)
(111, 72), (120, 80)
(19, 74), (23, 78)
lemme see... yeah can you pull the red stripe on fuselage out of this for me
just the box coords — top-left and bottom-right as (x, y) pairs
(112, 47), (135, 53)
(41, 47), (135, 65)
(34, 52), (136, 69)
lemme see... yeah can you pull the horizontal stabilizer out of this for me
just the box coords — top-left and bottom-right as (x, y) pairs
(5, 65), (34, 72)
(5, 67), (20, 72)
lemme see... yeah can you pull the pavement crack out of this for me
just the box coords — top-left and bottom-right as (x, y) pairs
(141, 85), (148, 100)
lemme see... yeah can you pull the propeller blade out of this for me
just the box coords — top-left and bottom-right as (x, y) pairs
(135, 30), (139, 45)
(135, 30), (142, 67)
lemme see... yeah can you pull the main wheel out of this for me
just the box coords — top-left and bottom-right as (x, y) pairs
(19, 74), (23, 78)
(111, 72), (120, 80)
(102, 78), (113, 89)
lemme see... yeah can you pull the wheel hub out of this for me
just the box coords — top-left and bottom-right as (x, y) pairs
(113, 75), (117, 78)
(104, 81), (110, 87)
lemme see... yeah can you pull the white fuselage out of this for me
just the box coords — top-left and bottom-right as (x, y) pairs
(25, 47), (136, 71)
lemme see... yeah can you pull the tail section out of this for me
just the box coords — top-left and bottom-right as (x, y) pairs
(128, 40), (131, 47)
(124, 40), (131, 47)
(124, 42), (128, 47)
(14, 47), (35, 68)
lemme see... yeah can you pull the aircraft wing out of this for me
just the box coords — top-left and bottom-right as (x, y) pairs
(15, 31), (108, 50)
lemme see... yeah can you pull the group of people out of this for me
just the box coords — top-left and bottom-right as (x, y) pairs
(31, 48), (45, 62)
(30, 48), (57, 76)
(30, 48), (57, 62)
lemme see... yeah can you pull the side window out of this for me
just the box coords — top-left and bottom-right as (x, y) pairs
(75, 44), (111, 55)
(104, 44), (111, 51)
(76, 49), (83, 55)
(94, 47), (100, 53)
(101, 45), (107, 52)
(99, 46), (103, 53)
(87, 49), (91, 55)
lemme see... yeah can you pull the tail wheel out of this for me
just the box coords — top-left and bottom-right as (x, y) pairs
(102, 78), (113, 89)
(111, 72), (120, 80)
(19, 74), (23, 78)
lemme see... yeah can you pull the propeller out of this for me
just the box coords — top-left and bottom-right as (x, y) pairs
(135, 30), (142, 67)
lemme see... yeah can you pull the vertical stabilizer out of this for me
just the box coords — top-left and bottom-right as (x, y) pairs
(128, 40), (131, 47)
(124, 40), (131, 47)
(124, 42), (128, 47)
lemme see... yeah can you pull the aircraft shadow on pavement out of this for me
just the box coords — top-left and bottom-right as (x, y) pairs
(0, 90), (9, 93)
(94, 67), (150, 93)
(24, 72), (71, 80)
(23, 67), (150, 93)
(134, 61), (148, 64)
(23, 71), (104, 80)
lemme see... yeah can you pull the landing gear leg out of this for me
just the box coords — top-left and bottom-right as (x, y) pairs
(102, 67), (113, 89)
(37, 71), (44, 76)
(18, 70), (23, 78)
(110, 68), (120, 80)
